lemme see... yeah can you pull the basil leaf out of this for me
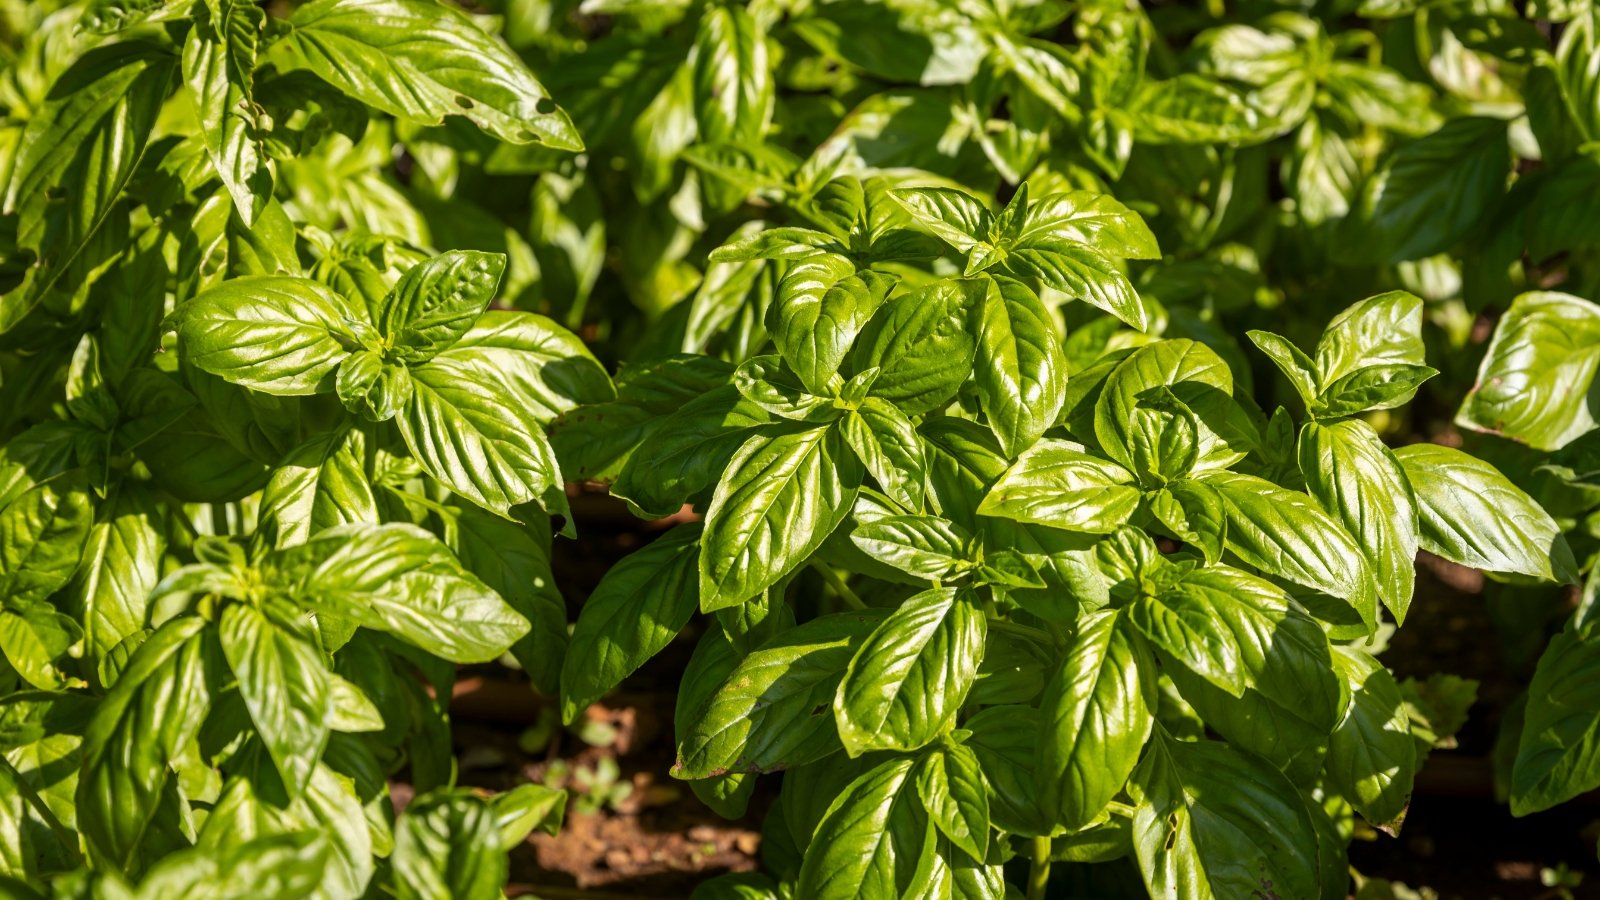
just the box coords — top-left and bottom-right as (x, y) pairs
(971, 276), (1067, 457)
(1512, 621), (1600, 815)
(1327, 646), (1416, 831)
(1038, 608), (1155, 831)
(1130, 735), (1321, 900)
(692, 3), (774, 146)
(0, 474), (93, 607)
(376, 251), (506, 364)
(699, 425), (862, 611)
(915, 743), (990, 863)
(561, 525), (700, 723)
(260, 429), (379, 549)
(1299, 419), (1419, 622)
(795, 756), (935, 900)
(849, 281), (976, 415)
(673, 611), (882, 778)
(1395, 443), (1578, 584)
(975, 439), (1140, 534)
(849, 514), (972, 581)
(1095, 339), (1250, 482)
(182, 0), (272, 227)
(1457, 291), (1600, 450)
(172, 276), (368, 395)
(840, 398), (927, 511)
(834, 587), (986, 755)
(219, 603), (331, 800)
(772, 254), (895, 395)
(448, 501), (568, 695)
(269, 0), (582, 150)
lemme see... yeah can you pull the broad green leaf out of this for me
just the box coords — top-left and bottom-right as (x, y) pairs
(840, 398), (926, 511)
(1340, 117), (1510, 264)
(78, 617), (210, 869)
(772, 254), (895, 395)
(611, 385), (769, 518)
(134, 831), (330, 900)
(834, 587), (985, 755)
(1148, 479), (1226, 564)
(0, 474), (93, 606)
(1247, 329), (1319, 407)
(448, 501), (568, 695)
(269, 0), (582, 150)
(0, 754), (76, 880)
(1203, 471), (1379, 631)
(220, 603), (331, 800)
(376, 251), (506, 364)
(916, 743), (989, 862)
(1457, 292), (1600, 450)
(1038, 609), (1154, 831)
(849, 514), (972, 581)
(971, 276), (1067, 457)
(172, 276), (367, 395)
(1327, 647), (1416, 831)
(693, 3), (774, 146)
(795, 757), (935, 900)
(1095, 340), (1250, 482)
(63, 483), (158, 672)
(1007, 240), (1153, 332)
(976, 439), (1139, 534)
(1395, 444), (1577, 584)
(1300, 420), (1419, 623)
(699, 425), (862, 611)
(1313, 291), (1427, 386)
(182, 0), (272, 226)
(391, 791), (508, 900)
(1130, 736), (1321, 900)
(674, 611), (883, 777)
(0, 605), (80, 692)
(849, 281), (976, 416)
(1015, 191), (1160, 260)
(1512, 622), (1600, 815)
(964, 706), (1053, 836)
(561, 525), (700, 723)
(1315, 364), (1437, 418)
(260, 429), (379, 549)
(2, 38), (174, 333)
(891, 187), (990, 251)
(284, 524), (529, 663)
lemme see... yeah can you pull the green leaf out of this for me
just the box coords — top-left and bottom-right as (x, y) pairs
(693, 3), (774, 146)
(377, 251), (506, 364)
(891, 187), (990, 251)
(282, 524), (529, 663)
(1038, 608), (1155, 831)
(834, 587), (986, 755)
(1299, 419), (1419, 623)
(561, 525), (700, 723)
(673, 611), (883, 777)
(611, 385), (769, 518)
(182, 0), (272, 227)
(392, 790), (509, 900)
(976, 439), (1139, 534)
(172, 276), (367, 395)
(1005, 241), (1154, 332)
(734, 355), (835, 423)
(2, 38), (175, 333)
(971, 276), (1067, 457)
(1095, 340), (1250, 482)
(1147, 479), (1227, 564)
(268, 0), (582, 150)
(1315, 364), (1437, 418)
(1203, 471), (1379, 631)
(0, 474), (93, 607)
(1395, 443), (1578, 584)
(1247, 330), (1319, 408)
(772, 254), (895, 395)
(1512, 621), (1600, 815)
(699, 425), (862, 611)
(1129, 735), (1321, 900)
(1339, 117), (1510, 264)
(849, 514), (972, 581)
(916, 743), (990, 862)
(260, 429), (379, 549)
(795, 756), (934, 900)
(67, 484), (163, 678)
(1327, 647), (1416, 831)
(964, 705), (1053, 836)
(219, 603), (331, 800)
(849, 281), (976, 416)
(840, 398), (926, 511)
(1314, 291), (1427, 386)
(135, 831), (330, 900)
(336, 351), (413, 423)
(1457, 292), (1600, 450)
(78, 617), (210, 869)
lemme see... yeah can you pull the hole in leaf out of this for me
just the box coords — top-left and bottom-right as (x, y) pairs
(455, 95), (474, 109)
(535, 97), (557, 115)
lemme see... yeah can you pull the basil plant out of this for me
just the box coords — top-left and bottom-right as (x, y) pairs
(555, 177), (1576, 899)
(0, 0), (605, 896)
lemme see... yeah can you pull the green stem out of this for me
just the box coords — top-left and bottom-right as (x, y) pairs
(812, 563), (867, 611)
(1028, 835), (1052, 900)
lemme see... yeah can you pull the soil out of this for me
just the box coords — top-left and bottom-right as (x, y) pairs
(417, 488), (1600, 900)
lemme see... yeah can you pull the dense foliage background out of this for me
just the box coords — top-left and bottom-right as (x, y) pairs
(2, 0), (1600, 897)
